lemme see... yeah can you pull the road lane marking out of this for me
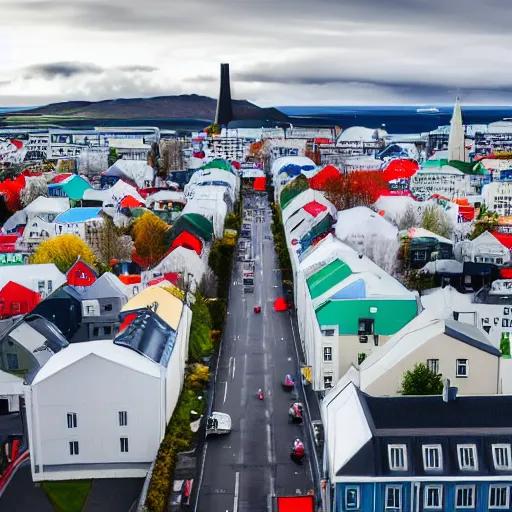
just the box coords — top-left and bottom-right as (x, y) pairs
(266, 423), (273, 464)
(228, 356), (233, 377)
(223, 381), (228, 404)
(232, 357), (236, 379)
(233, 472), (240, 512)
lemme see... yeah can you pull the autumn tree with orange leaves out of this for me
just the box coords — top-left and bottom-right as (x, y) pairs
(323, 171), (388, 211)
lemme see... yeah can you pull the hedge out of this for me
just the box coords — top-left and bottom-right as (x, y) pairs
(188, 294), (213, 363)
(208, 237), (236, 299)
(145, 364), (209, 512)
(207, 298), (227, 332)
(270, 203), (293, 283)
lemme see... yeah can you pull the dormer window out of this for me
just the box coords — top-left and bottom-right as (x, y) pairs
(457, 444), (478, 471)
(423, 444), (443, 471)
(492, 444), (512, 470)
(388, 444), (407, 471)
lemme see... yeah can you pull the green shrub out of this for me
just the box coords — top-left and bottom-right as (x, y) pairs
(188, 294), (213, 362)
(208, 239), (235, 299)
(207, 298), (227, 332)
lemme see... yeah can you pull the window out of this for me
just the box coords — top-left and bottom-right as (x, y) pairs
(47, 280), (52, 293)
(321, 329), (335, 337)
(456, 485), (475, 508)
(423, 444), (443, 470)
(358, 318), (374, 335)
(492, 444), (512, 470)
(104, 304), (113, 312)
(388, 444), (407, 471)
(456, 359), (469, 377)
(385, 486), (401, 510)
(489, 486), (509, 509)
(345, 487), (359, 510)
(93, 327), (99, 336)
(119, 411), (128, 426)
(457, 444), (478, 471)
(427, 359), (439, 374)
(6, 353), (18, 370)
(323, 347), (332, 362)
(324, 376), (333, 389)
(67, 413), (77, 429)
(38, 281), (45, 294)
(69, 441), (79, 456)
(86, 305), (95, 314)
(424, 485), (442, 509)
(120, 437), (129, 453)
(103, 326), (112, 335)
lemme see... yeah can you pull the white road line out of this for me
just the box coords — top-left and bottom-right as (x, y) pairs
(232, 357), (236, 380)
(228, 356), (233, 377)
(266, 423), (273, 464)
(223, 381), (228, 404)
(233, 472), (240, 512)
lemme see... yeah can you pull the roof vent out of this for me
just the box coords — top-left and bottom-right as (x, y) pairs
(442, 378), (458, 402)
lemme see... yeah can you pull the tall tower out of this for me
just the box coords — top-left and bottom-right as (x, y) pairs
(448, 96), (466, 162)
(215, 63), (233, 126)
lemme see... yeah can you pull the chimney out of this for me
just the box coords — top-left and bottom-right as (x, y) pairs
(215, 63), (234, 127)
(442, 378), (458, 402)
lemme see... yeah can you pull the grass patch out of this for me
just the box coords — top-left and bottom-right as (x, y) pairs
(42, 480), (92, 512)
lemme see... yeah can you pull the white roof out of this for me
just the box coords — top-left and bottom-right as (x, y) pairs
(146, 190), (186, 206)
(420, 259), (464, 274)
(10, 322), (48, 353)
(150, 246), (207, 284)
(335, 207), (398, 242)
(406, 227), (453, 245)
(471, 230), (509, 252)
(343, 156), (383, 169)
(83, 180), (144, 205)
(321, 381), (372, 479)
(24, 196), (70, 214)
(478, 159), (512, 171)
(31, 339), (160, 385)
(421, 285), (475, 315)
(338, 126), (385, 142)
(428, 149), (449, 160)
(104, 160), (154, 189)
(418, 164), (464, 175)
(271, 156), (316, 180)
(110, 139), (150, 149)
(0, 263), (65, 290)
(359, 309), (447, 390)
(2, 209), (27, 232)
(282, 188), (336, 224)
(374, 196), (421, 222)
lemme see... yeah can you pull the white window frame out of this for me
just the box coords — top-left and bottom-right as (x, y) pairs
(455, 485), (475, 509)
(119, 411), (128, 427)
(426, 359), (440, 375)
(388, 444), (408, 471)
(385, 485), (402, 510)
(489, 485), (510, 509)
(323, 346), (332, 362)
(345, 486), (360, 510)
(422, 444), (443, 471)
(67, 412), (77, 429)
(424, 485), (443, 509)
(456, 359), (469, 378)
(323, 375), (333, 389)
(457, 444), (478, 471)
(492, 444), (512, 470)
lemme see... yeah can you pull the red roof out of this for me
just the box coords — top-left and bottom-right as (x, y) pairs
(169, 230), (203, 256)
(382, 159), (418, 182)
(500, 268), (512, 279)
(9, 140), (23, 150)
(492, 232), (512, 249)
(148, 272), (181, 287)
(308, 165), (340, 190)
(253, 177), (266, 191)
(121, 195), (145, 208)
(303, 200), (327, 217)
(51, 173), (73, 184)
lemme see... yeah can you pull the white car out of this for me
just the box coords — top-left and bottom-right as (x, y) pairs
(206, 412), (232, 436)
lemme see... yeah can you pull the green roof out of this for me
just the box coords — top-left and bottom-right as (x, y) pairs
(315, 298), (417, 335)
(202, 159), (232, 172)
(280, 175), (309, 209)
(167, 213), (213, 244)
(306, 259), (352, 300)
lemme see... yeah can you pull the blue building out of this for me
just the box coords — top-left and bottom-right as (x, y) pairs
(322, 382), (512, 512)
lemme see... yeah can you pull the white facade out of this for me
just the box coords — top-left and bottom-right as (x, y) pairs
(0, 263), (66, 298)
(482, 182), (512, 217)
(22, 197), (70, 246)
(26, 296), (192, 481)
(457, 231), (510, 265)
(410, 167), (472, 200)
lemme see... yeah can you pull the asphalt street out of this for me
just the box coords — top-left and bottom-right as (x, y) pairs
(197, 194), (313, 512)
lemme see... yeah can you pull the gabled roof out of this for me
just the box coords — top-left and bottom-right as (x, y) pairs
(168, 213), (214, 243)
(0, 263), (65, 290)
(24, 196), (70, 214)
(470, 230), (508, 251)
(121, 286), (183, 330)
(306, 259), (352, 300)
(31, 339), (161, 385)
(66, 257), (98, 279)
(54, 207), (102, 223)
(80, 272), (130, 300)
(335, 206), (398, 242)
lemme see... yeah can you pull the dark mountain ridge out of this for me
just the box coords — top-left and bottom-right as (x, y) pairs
(7, 94), (289, 123)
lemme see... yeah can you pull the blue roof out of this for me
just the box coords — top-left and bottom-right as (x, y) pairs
(330, 279), (366, 300)
(54, 207), (102, 223)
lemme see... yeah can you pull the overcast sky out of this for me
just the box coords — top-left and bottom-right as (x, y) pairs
(2, 0), (512, 107)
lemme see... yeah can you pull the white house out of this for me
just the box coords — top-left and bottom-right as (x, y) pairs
(52, 207), (103, 241)
(410, 162), (472, 200)
(482, 181), (512, 217)
(271, 156), (316, 200)
(26, 286), (192, 481)
(0, 263), (66, 298)
(357, 309), (501, 396)
(22, 197), (70, 247)
(104, 160), (155, 189)
(457, 230), (510, 265)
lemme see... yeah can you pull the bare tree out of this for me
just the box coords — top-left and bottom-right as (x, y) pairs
(198, 267), (218, 298)
(397, 204), (419, 231)
(20, 177), (49, 207)
(97, 216), (134, 265)
(420, 204), (453, 239)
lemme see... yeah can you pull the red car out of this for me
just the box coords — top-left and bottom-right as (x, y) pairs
(254, 305), (261, 314)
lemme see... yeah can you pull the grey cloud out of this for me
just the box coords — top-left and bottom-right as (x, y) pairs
(117, 65), (158, 72)
(23, 62), (103, 80)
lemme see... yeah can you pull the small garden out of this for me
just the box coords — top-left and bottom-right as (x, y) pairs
(42, 480), (92, 512)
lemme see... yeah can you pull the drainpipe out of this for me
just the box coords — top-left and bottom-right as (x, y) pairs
(415, 482), (421, 512)
(373, 482), (376, 512)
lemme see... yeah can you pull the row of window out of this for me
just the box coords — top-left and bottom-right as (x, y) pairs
(388, 443), (512, 472)
(67, 411), (127, 429)
(426, 358), (469, 377)
(345, 484), (510, 510)
(69, 437), (129, 455)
